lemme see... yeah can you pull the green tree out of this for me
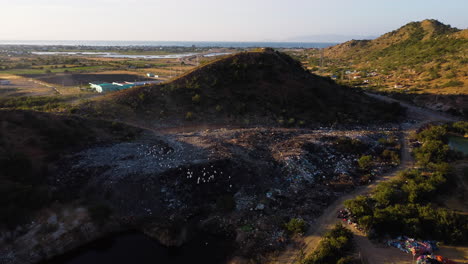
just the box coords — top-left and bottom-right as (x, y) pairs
(358, 155), (373, 170)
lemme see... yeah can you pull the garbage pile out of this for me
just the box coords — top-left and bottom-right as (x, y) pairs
(416, 255), (456, 264)
(387, 236), (438, 256)
(337, 208), (363, 231)
(337, 208), (354, 223)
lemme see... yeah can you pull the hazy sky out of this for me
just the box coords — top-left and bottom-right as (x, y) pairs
(0, 0), (467, 42)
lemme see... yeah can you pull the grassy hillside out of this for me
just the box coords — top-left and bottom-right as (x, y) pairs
(79, 49), (403, 126)
(319, 20), (467, 96)
(324, 19), (464, 64)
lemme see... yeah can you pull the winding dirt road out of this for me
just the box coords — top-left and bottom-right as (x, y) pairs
(268, 93), (462, 264)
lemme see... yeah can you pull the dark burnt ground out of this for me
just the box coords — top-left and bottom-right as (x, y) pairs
(0, 110), (142, 229)
(48, 127), (400, 260)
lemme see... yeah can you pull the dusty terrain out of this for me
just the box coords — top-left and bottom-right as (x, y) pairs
(1, 122), (400, 263)
(267, 94), (467, 264)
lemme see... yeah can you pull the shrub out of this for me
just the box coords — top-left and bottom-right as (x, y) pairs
(381, 149), (400, 164)
(302, 224), (354, 264)
(285, 218), (307, 235)
(440, 80), (463, 88)
(344, 124), (468, 244)
(185, 111), (194, 120)
(417, 125), (447, 142)
(413, 140), (450, 165)
(334, 137), (366, 154)
(192, 94), (201, 103)
(451, 121), (468, 135)
(358, 155), (373, 170)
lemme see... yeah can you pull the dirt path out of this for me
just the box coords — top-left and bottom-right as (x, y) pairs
(268, 93), (461, 264)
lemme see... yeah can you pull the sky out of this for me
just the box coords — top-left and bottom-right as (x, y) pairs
(0, 0), (467, 42)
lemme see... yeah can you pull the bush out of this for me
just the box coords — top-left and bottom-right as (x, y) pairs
(451, 121), (468, 135)
(302, 224), (354, 264)
(333, 137), (366, 154)
(336, 256), (356, 264)
(413, 140), (450, 165)
(358, 155), (373, 170)
(285, 218), (307, 235)
(381, 149), (400, 164)
(440, 80), (463, 88)
(417, 125), (447, 142)
(185, 111), (194, 120)
(191, 94), (201, 103)
(344, 124), (468, 244)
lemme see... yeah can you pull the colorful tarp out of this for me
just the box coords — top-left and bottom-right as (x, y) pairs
(417, 255), (456, 264)
(387, 236), (438, 256)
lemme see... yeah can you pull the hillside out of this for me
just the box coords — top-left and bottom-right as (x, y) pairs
(79, 49), (403, 126)
(324, 19), (463, 61)
(0, 110), (142, 228)
(314, 20), (467, 116)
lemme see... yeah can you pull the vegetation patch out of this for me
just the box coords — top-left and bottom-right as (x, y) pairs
(301, 224), (355, 264)
(0, 96), (72, 111)
(344, 123), (468, 244)
(284, 218), (307, 235)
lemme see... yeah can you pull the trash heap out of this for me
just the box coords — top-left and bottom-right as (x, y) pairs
(337, 208), (363, 231)
(387, 236), (437, 256)
(387, 237), (458, 263)
(416, 255), (456, 264)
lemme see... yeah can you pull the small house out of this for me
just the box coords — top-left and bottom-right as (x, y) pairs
(89, 82), (135, 93)
(146, 73), (159, 78)
(125, 81), (161, 86)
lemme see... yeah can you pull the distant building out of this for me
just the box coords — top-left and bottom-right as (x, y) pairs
(146, 73), (159, 78)
(89, 82), (135, 93)
(125, 81), (161, 86)
(90, 80), (161, 93)
(0, 80), (11, 85)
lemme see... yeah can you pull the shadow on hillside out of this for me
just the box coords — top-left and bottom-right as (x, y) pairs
(380, 92), (468, 119)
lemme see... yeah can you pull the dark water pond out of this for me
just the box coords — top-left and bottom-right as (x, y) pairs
(448, 136), (468, 156)
(44, 232), (234, 264)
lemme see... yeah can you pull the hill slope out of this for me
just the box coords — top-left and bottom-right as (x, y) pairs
(80, 50), (403, 126)
(318, 20), (467, 115)
(324, 19), (463, 61)
(0, 110), (141, 228)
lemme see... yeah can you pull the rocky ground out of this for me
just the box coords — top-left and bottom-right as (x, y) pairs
(0, 126), (402, 264)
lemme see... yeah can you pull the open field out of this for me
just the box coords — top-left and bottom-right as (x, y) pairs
(0, 47), (232, 100)
(0, 74), (57, 97)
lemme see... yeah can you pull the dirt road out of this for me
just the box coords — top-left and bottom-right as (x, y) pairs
(268, 93), (462, 264)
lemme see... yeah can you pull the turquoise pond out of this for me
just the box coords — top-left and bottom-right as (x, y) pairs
(448, 136), (468, 156)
